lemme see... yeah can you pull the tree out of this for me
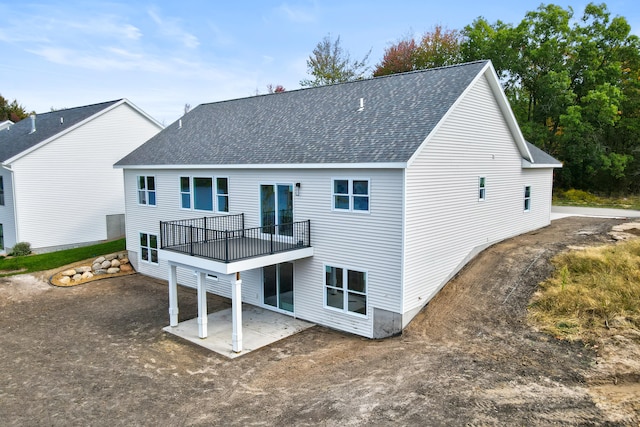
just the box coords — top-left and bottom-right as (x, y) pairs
(266, 84), (286, 93)
(373, 26), (462, 76)
(0, 94), (28, 122)
(460, 3), (640, 193)
(300, 35), (371, 87)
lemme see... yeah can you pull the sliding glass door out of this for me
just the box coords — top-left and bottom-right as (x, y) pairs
(263, 263), (294, 312)
(260, 184), (293, 236)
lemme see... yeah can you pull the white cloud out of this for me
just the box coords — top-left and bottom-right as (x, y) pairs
(147, 8), (200, 49)
(277, 2), (318, 23)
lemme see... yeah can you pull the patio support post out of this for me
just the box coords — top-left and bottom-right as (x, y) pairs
(197, 271), (208, 339)
(168, 263), (179, 327)
(232, 272), (243, 353)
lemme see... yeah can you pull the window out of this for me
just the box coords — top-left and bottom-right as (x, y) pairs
(325, 265), (367, 316)
(140, 232), (158, 264)
(180, 176), (229, 212)
(524, 186), (531, 211)
(333, 179), (369, 212)
(0, 224), (3, 250)
(478, 177), (486, 201)
(0, 176), (4, 206)
(137, 176), (156, 206)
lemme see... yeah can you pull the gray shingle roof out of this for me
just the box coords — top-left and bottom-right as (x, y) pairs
(116, 61), (491, 166)
(525, 141), (562, 166)
(0, 100), (121, 163)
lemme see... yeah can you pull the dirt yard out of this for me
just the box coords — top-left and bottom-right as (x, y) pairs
(1, 216), (639, 426)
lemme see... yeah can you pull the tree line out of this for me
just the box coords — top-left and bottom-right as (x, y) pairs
(301, 3), (640, 195)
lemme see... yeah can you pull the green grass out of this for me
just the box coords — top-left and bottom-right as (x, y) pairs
(0, 239), (126, 277)
(528, 239), (640, 341)
(553, 188), (640, 210)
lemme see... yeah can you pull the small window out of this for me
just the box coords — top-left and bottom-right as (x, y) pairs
(0, 223), (4, 250)
(325, 265), (367, 316)
(137, 176), (156, 206)
(478, 177), (486, 201)
(140, 232), (158, 264)
(0, 176), (4, 206)
(333, 179), (370, 212)
(180, 177), (190, 209)
(524, 186), (531, 211)
(217, 177), (229, 213)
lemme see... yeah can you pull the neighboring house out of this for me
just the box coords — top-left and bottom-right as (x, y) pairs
(0, 99), (163, 253)
(0, 120), (13, 131)
(115, 61), (561, 352)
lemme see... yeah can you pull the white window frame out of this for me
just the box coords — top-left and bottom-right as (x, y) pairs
(137, 176), (156, 206)
(332, 178), (370, 213)
(524, 185), (531, 212)
(179, 176), (229, 213)
(478, 176), (486, 201)
(139, 232), (158, 265)
(324, 263), (368, 317)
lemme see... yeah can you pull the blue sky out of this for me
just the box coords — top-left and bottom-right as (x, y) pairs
(1, 1), (638, 125)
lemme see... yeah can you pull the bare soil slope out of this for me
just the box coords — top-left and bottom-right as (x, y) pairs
(0, 216), (638, 426)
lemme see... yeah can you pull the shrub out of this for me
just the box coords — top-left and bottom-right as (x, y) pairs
(10, 242), (31, 257)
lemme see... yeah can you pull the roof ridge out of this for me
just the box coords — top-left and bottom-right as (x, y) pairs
(34, 99), (122, 116)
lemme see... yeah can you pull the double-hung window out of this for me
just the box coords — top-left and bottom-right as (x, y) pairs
(478, 177), (486, 201)
(333, 179), (369, 212)
(0, 176), (4, 206)
(325, 265), (367, 316)
(139, 232), (158, 264)
(137, 176), (156, 206)
(524, 186), (531, 211)
(180, 176), (229, 212)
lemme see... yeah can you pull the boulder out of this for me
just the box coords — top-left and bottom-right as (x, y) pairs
(107, 267), (120, 274)
(94, 256), (106, 264)
(76, 266), (92, 273)
(105, 254), (117, 261)
(118, 253), (128, 260)
(81, 271), (93, 280)
(59, 276), (71, 285)
(94, 269), (107, 275)
(92, 263), (101, 271)
(61, 269), (77, 277)
(101, 260), (111, 269)
(110, 259), (121, 268)
(72, 274), (82, 281)
(119, 257), (130, 265)
(120, 264), (133, 272)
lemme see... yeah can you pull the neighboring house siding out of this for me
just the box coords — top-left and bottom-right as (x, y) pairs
(123, 167), (404, 338)
(10, 103), (160, 250)
(0, 168), (17, 252)
(402, 74), (554, 322)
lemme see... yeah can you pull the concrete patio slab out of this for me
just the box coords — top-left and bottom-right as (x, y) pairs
(163, 304), (314, 358)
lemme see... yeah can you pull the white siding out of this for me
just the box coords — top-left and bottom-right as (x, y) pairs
(123, 167), (404, 338)
(0, 169), (17, 252)
(10, 103), (161, 250)
(403, 73), (555, 321)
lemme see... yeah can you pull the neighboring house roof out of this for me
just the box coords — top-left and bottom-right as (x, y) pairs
(116, 60), (560, 168)
(0, 99), (162, 165)
(0, 120), (13, 131)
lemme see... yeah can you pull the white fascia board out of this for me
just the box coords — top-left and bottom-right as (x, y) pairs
(522, 159), (563, 169)
(115, 162), (407, 170)
(4, 99), (163, 165)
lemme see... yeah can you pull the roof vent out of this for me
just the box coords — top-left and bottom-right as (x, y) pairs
(178, 119), (182, 129)
(29, 114), (36, 134)
(357, 98), (364, 112)
(60, 117), (64, 125)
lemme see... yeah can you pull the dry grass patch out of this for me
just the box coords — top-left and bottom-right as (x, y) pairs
(528, 239), (640, 341)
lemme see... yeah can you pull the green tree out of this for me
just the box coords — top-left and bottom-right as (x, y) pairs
(300, 35), (371, 87)
(0, 94), (28, 122)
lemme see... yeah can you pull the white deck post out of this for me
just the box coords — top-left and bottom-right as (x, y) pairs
(232, 272), (243, 353)
(168, 263), (179, 327)
(197, 271), (208, 339)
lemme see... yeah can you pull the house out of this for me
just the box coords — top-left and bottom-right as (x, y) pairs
(0, 120), (13, 131)
(115, 61), (561, 352)
(0, 99), (163, 253)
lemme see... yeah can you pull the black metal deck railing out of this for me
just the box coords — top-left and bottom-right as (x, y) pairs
(160, 213), (311, 263)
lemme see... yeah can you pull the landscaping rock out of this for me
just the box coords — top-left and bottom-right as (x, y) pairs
(81, 271), (93, 280)
(62, 269), (77, 277)
(120, 264), (133, 272)
(101, 260), (112, 269)
(59, 276), (71, 285)
(72, 274), (82, 281)
(107, 267), (120, 274)
(94, 269), (107, 275)
(105, 254), (117, 261)
(111, 259), (121, 268)
(94, 256), (106, 264)
(76, 266), (92, 273)
(92, 263), (101, 271)
(118, 253), (127, 260)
